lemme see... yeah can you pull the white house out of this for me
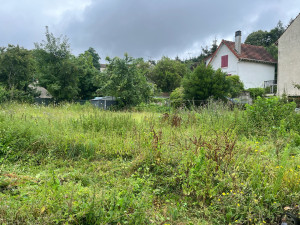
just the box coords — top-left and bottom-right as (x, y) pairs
(277, 13), (300, 97)
(206, 31), (277, 89)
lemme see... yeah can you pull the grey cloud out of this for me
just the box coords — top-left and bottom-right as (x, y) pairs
(65, 0), (298, 59)
(0, 0), (299, 60)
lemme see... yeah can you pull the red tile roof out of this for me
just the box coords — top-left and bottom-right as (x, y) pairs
(209, 40), (277, 65)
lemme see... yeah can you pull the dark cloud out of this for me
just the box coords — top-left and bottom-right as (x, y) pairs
(0, 0), (299, 60)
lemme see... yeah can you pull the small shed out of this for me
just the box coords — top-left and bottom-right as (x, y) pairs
(90, 96), (117, 109)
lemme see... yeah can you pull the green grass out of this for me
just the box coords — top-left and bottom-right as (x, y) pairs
(0, 101), (300, 224)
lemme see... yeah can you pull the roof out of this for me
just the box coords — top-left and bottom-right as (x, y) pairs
(277, 13), (300, 43)
(208, 40), (277, 65)
(91, 96), (116, 101)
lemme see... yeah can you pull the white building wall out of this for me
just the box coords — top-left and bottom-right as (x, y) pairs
(278, 15), (300, 96)
(237, 61), (275, 89)
(209, 44), (239, 75)
(209, 44), (275, 89)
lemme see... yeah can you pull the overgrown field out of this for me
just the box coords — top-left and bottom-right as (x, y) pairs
(0, 100), (300, 224)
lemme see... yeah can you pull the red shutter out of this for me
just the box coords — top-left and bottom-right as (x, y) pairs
(221, 55), (228, 68)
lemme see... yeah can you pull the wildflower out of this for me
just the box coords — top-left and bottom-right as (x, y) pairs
(274, 202), (277, 204)
(256, 142), (259, 144)
(222, 193), (226, 196)
(237, 203), (240, 207)
(218, 199), (221, 201)
(255, 150), (258, 152)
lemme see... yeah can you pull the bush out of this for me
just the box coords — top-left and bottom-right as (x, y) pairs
(170, 87), (184, 108)
(182, 64), (230, 104)
(226, 75), (244, 98)
(247, 87), (265, 99)
(245, 96), (296, 131)
(0, 85), (8, 103)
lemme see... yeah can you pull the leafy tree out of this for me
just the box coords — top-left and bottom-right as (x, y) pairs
(245, 21), (285, 60)
(76, 51), (100, 99)
(182, 64), (230, 103)
(0, 45), (36, 100)
(96, 53), (152, 108)
(34, 27), (80, 101)
(265, 44), (279, 60)
(226, 75), (244, 98)
(87, 47), (101, 70)
(148, 56), (188, 92)
(245, 21), (285, 47)
(245, 30), (269, 46)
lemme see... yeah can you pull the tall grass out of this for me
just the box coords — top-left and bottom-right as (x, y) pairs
(0, 100), (299, 224)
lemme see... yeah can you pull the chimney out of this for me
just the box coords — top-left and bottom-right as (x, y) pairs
(235, 31), (241, 54)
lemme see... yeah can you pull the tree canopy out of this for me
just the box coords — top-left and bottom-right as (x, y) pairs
(148, 56), (188, 92)
(87, 47), (101, 70)
(34, 27), (80, 101)
(182, 64), (230, 103)
(245, 21), (285, 47)
(0, 44), (36, 100)
(95, 54), (152, 108)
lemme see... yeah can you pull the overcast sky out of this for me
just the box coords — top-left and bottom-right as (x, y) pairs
(0, 0), (299, 62)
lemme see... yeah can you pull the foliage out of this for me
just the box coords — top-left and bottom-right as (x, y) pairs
(0, 45), (36, 100)
(96, 53), (152, 108)
(245, 96), (296, 132)
(245, 21), (285, 59)
(245, 30), (269, 46)
(148, 56), (188, 92)
(34, 27), (80, 101)
(87, 47), (101, 70)
(245, 21), (285, 47)
(76, 51), (99, 99)
(170, 87), (185, 108)
(226, 75), (244, 98)
(182, 64), (230, 103)
(247, 87), (265, 99)
(0, 84), (8, 103)
(294, 83), (300, 90)
(0, 102), (300, 224)
(265, 43), (279, 60)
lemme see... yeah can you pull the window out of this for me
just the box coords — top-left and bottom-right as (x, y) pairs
(221, 55), (228, 68)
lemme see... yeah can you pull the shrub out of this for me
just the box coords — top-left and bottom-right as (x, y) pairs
(245, 96), (296, 132)
(0, 84), (8, 103)
(182, 64), (230, 104)
(247, 87), (265, 99)
(226, 75), (244, 98)
(170, 87), (184, 108)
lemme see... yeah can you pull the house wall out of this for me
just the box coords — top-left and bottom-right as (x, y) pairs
(209, 43), (239, 75)
(209, 44), (275, 89)
(278, 14), (300, 96)
(237, 61), (275, 89)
